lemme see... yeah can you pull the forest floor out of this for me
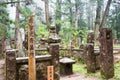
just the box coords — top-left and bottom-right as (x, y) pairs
(61, 49), (120, 80)
(60, 73), (99, 80)
(0, 49), (120, 80)
(61, 56), (120, 80)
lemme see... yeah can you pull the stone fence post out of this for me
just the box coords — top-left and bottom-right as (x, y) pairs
(86, 32), (96, 73)
(99, 28), (114, 79)
(6, 49), (16, 80)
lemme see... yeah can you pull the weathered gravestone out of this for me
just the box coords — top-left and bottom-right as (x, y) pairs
(86, 32), (96, 73)
(6, 50), (16, 80)
(99, 28), (114, 79)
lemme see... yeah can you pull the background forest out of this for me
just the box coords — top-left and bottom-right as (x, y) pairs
(0, 0), (120, 47)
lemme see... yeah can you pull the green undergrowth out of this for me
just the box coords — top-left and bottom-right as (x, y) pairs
(94, 44), (120, 49)
(114, 44), (120, 48)
(73, 61), (120, 80)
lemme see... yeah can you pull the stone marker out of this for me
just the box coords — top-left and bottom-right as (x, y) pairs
(86, 32), (96, 73)
(6, 50), (16, 80)
(99, 28), (114, 79)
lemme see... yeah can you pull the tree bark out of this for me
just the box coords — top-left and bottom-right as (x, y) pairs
(15, 1), (24, 57)
(75, 0), (79, 30)
(94, 0), (102, 45)
(44, 0), (50, 28)
(68, 0), (73, 27)
(100, 0), (112, 28)
(0, 1), (25, 5)
(2, 24), (4, 54)
(55, 0), (62, 34)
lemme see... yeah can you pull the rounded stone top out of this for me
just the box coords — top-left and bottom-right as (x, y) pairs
(49, 26), (56, 33)
(60, 57), (76, 64)
(40, 38), (47, 42)
(47, 37), (61, 43)
(49, 26), (55, 30)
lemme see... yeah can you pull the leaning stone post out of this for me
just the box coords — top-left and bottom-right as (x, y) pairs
(86, 32), (96, 73)
(99, 28), (114, 79)
(6, 49), (16, 80)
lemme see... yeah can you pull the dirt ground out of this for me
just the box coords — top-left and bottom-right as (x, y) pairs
(1, 50), (120, 80)
(60, 73), (99, 80)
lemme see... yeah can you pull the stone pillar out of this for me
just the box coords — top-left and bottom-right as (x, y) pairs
(16, 65), (20, 80)
(49, 43), (60, 80)
(6, 50), (16, 80)
(99, 28), (114, 79)
(86, 32), (96, 73)
(83, 45), (87, 63)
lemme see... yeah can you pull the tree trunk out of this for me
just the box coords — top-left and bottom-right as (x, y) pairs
(68, 0), (73, 27)
(75, 0), (79, 30)
(94, 0), (102, 45)
(100, 0), (112, 28)
(74, 0), (80, 46)
(55, 0), (62, 34)
(2, 24), (5, 54)
(15, 2), (24, 57)
(88, 16), (91, 30)
(44, 0), (50, 28)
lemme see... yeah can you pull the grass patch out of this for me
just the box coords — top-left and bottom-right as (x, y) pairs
(73, 61), (120, 80)
(73, 62), (86, 74)
(94, 44), (120, 49)
(114, 44), (120, 48)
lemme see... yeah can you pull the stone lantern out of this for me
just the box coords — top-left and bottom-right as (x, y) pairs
(39, 37), (47, 48)
(46, 26), (61, 80)
(46, 26), (61, 44)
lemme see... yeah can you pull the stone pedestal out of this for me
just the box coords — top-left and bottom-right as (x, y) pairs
(60, 57), (75, 75)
